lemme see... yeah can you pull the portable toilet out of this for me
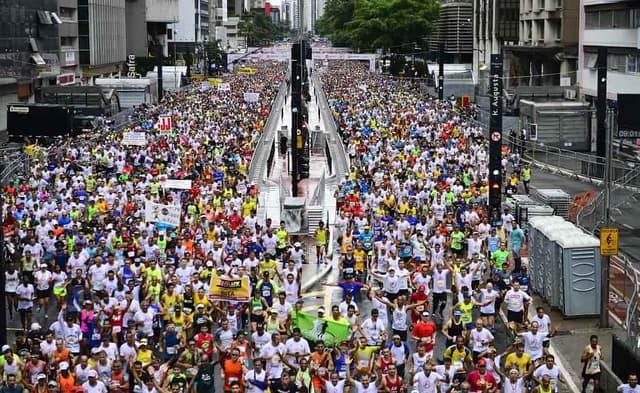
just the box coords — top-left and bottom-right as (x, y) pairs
(556, 232), (601, 317)
(543, 226), (583, 307)
(528, 216), (566, 296)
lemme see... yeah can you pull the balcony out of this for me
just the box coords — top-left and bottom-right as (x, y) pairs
(583, 28), (639, 48)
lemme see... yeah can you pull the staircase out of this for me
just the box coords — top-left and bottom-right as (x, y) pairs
(307, 206), (324, 234)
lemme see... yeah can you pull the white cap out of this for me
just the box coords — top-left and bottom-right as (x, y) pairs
(88, 370), (98, 378)
(37, 373), (47, 380)
(31, 322), (42, 331)
(206, 261), (214, 267)
(1, 345), (10, 353)
(59, 361), (69, 371)
(294, 242), (302, 247)
(318, 307), (325, 313)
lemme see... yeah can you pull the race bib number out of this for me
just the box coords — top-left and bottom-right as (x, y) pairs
(167, 346), (175, 354)
(113, 326), (121, 333)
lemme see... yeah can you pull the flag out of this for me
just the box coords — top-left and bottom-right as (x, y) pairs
(296, 312), (350, 346)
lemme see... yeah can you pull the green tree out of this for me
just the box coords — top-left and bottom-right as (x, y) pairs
(318, 0), (439, 51)
(205, 40), (225, 64)
(239, 12), (289, 47)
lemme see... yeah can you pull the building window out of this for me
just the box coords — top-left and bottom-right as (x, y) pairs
(585, 11), (599, 28)
(59, 7), (76, 20)
(613, 9), (630, 28)
(627, 54), (637, 73)
(608, 54), (626, 71)
(599, 10), (613, 28)
(633, 9), (640, 27)
(61, 36), (75, 48)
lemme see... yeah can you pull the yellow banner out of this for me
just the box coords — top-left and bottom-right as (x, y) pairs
(192, 73), (205, 81)
(209, 275), (251, 302)
(208, 78), (223, 86)
(237, 67), (256, 75)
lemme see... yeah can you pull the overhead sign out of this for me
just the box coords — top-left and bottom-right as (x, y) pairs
(617, 94), (640, 138)
(600, 227), (619, 256)
(244, 92), (260, 103)
(158, 115), (172, 132)
(122, 131), (147, 146)
(144, 200), (181, 227)
(209, 276), (251, 302)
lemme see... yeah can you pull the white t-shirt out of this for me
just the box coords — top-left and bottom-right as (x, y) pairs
(16, 284), (35, 309)
(285, 338), (310, 366)
(259, 342), (286, 378)
(361, 318), (386, 345)
(470, 328), (494, 353)
(413, 371), (443, 393)
(522, 331), (545, 360)
(325, 380), (346, 393)
(504, 289), (530, 312)
(34, 270), (52, 290)
(533, 364), (562, 392)
(353, 380), (378, 393)
(245, 369), (268, 393)
(530, 314), (552, 337)
(618, 384), (640, 393)
(82, 380), (108, 393)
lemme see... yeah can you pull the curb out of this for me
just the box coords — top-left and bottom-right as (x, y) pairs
(497, 309), (581, 393)
(301, 264), (333, 292)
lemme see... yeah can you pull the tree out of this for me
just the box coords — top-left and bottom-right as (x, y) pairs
(205, 40), (225, 65)
(317, 0), (439, 51)
(239, 12), (289, 47)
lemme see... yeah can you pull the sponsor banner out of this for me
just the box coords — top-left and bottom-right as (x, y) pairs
(244, 92), (260, 103)
(144, 200), (181, 227)
(296, 311), (350, 346)
(209, 275), (251, 302)
(160, 179), (192, 190)
(218, 83), (231, 92)
(122, 131), (147, 146)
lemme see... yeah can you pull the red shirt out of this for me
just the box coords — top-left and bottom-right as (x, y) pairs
(465, 370), (498, 392)
(409, 291), (429, 323)
(411, 320), (437, 351)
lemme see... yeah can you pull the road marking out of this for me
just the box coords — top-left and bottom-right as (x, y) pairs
(302, 290), (327, 298)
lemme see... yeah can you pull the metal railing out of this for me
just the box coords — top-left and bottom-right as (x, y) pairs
(247, 80), (288, 184)
(503, 133), (640, 188)
(309, 170), (326, 206)
(313, 75), (350, 181)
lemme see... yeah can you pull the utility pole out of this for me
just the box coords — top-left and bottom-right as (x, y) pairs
(597, 47), (610, 328)
(0, 197), (5, 346)
(438, 43), (444, 101)
(157, 43), (164, 101)
(488, 54), (503, 224)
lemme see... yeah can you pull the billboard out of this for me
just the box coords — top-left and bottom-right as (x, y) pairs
(7, 104), (74, 138)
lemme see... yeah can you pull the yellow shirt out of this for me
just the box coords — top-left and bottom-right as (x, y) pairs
(505, 352), (532, 374)
(260, 259), (278, 278)
(137, 349), (153, 365)
(353, 249), (367, 271)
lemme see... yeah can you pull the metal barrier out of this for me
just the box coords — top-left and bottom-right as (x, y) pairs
(247, 80), (288, 184)
(608, 255), (640, 355)
(313, 75), (350, 181)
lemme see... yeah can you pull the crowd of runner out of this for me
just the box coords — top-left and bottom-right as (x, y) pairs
(0, 55), (631, 393)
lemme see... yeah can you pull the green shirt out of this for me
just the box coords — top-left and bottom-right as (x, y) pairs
(491, 250), (510, 270)
(450, 231), (465, 250)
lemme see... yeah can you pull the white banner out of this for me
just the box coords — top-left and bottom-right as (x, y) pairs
(145, 200), (181, 227)
(218, 83), (231, 92)
(161, 179), (192, 189)
(244, 92), (260, 103)
(122, 132), (147, 146)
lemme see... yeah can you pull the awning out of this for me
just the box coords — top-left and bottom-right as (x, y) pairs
(37, 10), (53, 25)
(30, 53), (46, 65)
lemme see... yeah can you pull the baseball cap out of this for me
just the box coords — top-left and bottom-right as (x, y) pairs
(139, 338), (148, 346)
(196, 303), (205, 309)
(294, 242), (302, 247)
(422, 311), (430, 317)
(1, 345), (10, 353)
(477, 359), (487, 366)
(37, 373), (47, 380)
(418, 285), (426, 292)
(318, 307), (325, 314)
(59, 361), (70, 371)
(88, 370), (98, 378)
(453, 310), (462, 316)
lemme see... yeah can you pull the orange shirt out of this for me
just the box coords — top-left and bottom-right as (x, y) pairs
(58, 373), (75, 393)
(223, 359), (243, 391)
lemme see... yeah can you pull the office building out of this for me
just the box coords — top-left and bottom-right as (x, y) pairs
(126, 0), (179, 59)
(504, 0), (579, 87)
(429, 0), (473, 63)
(211, 0), (245, 52)
(168, 0), (210, 56)
(579, 0), (640, 101)
(0, 0), (61, 129)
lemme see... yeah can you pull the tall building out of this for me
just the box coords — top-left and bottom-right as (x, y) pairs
(504, 0), (579, 87)
(0, 0), (61, 129)
(429, 0), (473, 63)
(57, 0), (80, 81)
(77, 0), (126, 81)
(168, 0), (210, 56)
(211, 0), (244, 52)
(579, 0), (640, 101)
(472, 0), (519, 84)
(125, 0), (179, 59)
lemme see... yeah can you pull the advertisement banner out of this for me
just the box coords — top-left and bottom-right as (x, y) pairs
(244, 92), (260, 103)
(296, 311), (350, 346)
(218, 83), (231, 92)
(209, 276), (251, 302)
(144, 200), (181, 227)
(160, 179), (192, 190)
(122, 132), (147, 146)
